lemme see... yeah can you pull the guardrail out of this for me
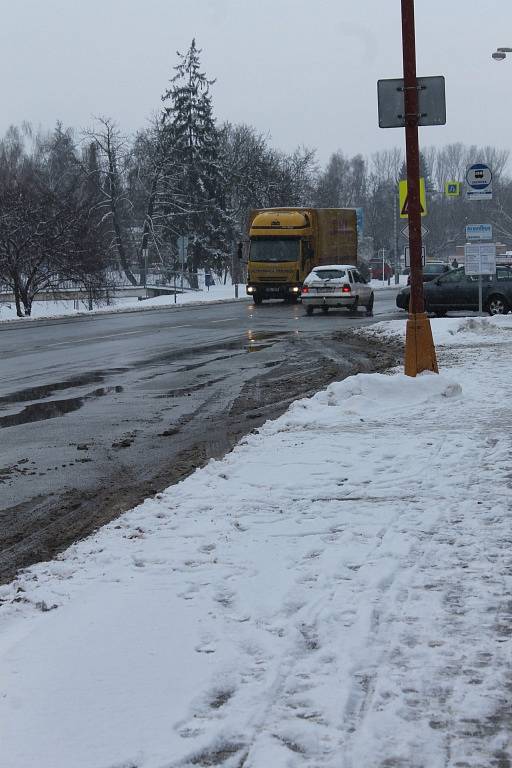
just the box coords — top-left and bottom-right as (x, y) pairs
(0, 269), (208, 299)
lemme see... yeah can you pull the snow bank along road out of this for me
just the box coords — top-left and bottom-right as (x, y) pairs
(0, 291), (401, 582)
(1, 315), (512, 768)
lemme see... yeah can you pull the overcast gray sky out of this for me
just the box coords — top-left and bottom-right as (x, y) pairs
(0, 0), (510, 165)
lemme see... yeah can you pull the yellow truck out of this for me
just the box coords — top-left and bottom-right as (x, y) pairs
(246, 208), (357, 304)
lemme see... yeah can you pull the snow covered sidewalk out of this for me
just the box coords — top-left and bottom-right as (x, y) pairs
(2, 317), (512, 767)
(0, 283), (247, 323)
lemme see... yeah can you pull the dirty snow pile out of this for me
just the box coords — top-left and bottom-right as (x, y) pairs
(2, 316), (512, 767)
(364, 312), (512, 346)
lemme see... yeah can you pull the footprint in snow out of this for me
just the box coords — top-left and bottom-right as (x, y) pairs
(195, 642), (216, 654)
(199, 543), (216, 554)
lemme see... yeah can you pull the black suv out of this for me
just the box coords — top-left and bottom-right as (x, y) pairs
(396, 265), (512, 316)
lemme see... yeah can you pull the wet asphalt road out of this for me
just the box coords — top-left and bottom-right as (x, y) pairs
(0, 289), (403, 581)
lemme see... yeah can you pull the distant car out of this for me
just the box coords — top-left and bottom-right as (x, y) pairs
(301, 264), (374, 315)
(407, 261), (450, 285)
(369, 260), (394, 280)
(396, 265), (512, 315)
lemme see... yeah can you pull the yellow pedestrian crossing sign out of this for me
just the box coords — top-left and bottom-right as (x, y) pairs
(399, 178), (427, 218)
(445, 181), (461, 197)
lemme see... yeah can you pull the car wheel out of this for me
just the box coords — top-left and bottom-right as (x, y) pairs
(322, 306), (329, 313)
(487, 295), (509, 315)
(305, 306), (314, 316)
(253, 295), (263, 305)
(365, 293), (374, 314)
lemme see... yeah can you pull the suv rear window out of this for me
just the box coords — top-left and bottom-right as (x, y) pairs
(424, 263), (448, 274)
(312, 269), (345, 280)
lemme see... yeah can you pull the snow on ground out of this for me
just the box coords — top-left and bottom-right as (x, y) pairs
(370, 274), (408, 290)
(2, 316), (512, 767)
(0, 283), (247, 323)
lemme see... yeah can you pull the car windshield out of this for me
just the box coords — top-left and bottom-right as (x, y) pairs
(496, 266), (512, 280)
(249, 238), (300, 263)
(312, 269), (345, 280)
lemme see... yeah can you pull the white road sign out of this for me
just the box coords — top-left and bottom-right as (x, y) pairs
(400, 224), (429, 240)
(464, 243), (496, 275)
(466, 164), (493, 201)
(177, 235), (189, 265)
(465, 224), (493, 241)
(404, 245), (426, 268)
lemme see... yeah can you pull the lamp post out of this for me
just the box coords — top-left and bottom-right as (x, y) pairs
(492, 47), (512, 61)
(142, 246), (148, 297)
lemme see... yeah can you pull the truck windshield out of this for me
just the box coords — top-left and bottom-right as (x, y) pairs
(249, 238), (300, 263)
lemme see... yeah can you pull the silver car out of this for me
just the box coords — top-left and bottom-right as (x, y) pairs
(301, 264), (374, 315)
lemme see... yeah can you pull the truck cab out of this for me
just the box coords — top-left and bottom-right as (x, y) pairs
(246, 210), (313, 304)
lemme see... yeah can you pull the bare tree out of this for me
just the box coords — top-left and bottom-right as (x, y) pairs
(369, 148), (403, 186)
(84, 117), (137, 285)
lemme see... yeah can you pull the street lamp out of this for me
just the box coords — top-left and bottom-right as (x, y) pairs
(142, 247), (148, 294)
(492, 47), (512, 60)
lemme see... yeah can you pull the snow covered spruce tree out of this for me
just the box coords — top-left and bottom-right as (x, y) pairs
(161, 39), (235, 287)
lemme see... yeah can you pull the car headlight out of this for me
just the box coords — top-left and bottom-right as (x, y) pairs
(247, 286), (254, 293)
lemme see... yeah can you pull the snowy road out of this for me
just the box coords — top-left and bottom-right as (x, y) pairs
(0, 292), (401, 581)
(1, 316), (512, 767)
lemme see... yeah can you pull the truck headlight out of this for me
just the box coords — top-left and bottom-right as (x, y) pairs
(247, 286), (254, 293)
(292, 287), (300, 293)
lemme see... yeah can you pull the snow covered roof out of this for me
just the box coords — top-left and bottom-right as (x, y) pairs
(312, 264), (356, 270)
